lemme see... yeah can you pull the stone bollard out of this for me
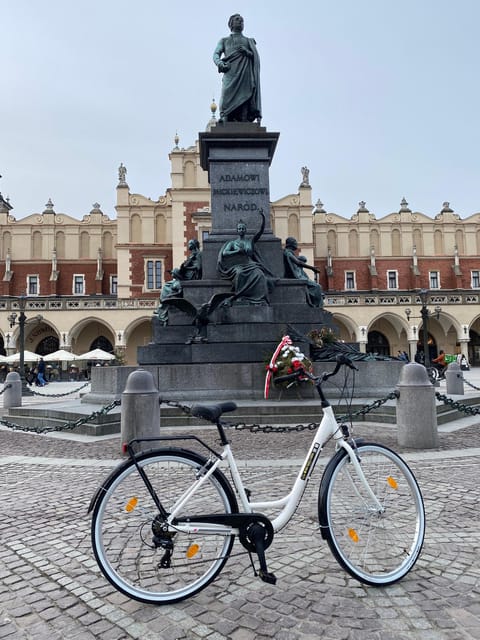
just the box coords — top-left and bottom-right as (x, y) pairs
(121, 369), (160, 453)
(3, 371), (22, 409)
(397, 363), (438, 449)
(446, 361), (464, 396)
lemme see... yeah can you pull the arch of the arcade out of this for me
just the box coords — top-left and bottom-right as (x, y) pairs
(0, 309), (150, 364)
(1, 303), (479, 367)
(330, 308), (467, 361)
(122, 316), (153, 364)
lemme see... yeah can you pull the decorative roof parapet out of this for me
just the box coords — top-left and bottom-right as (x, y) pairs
(435, 201), (461, 221)
(313, 198), (325, 214)
(43, 198), (55, 214)
(399, 197), (411, 213)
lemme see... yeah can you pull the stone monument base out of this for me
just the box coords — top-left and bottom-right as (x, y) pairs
(83, 360), (404, 403)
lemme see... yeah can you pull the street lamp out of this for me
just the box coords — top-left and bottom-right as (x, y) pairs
(419, 289), (431, 367)
(404, 289), (441, 368)
(8, 293), (43, 396)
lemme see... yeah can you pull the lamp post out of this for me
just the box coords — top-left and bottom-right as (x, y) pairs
(8, 293), (43, 396)
(419, 289), (431, 367)
(405, 289), (441, 368)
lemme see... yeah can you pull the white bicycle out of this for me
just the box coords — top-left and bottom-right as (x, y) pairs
(89, 354), (426, 604)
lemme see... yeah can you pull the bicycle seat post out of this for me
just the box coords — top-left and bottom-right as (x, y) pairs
(216, 420), (230, 446)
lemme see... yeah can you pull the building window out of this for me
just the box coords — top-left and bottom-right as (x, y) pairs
(429, 271), (440, 289)
(472, 270), (480, 289)
(110, 275), (118, 295)
(73, 274), (85, 295)
(27, 275), (39, 296)
(345, 271), (356, 290)
(145, 259), (163, 290)
(387, 270), (398, 289)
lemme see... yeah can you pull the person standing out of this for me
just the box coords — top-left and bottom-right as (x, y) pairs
(213, 14), (261, 123)
(36, 358), (48, 386)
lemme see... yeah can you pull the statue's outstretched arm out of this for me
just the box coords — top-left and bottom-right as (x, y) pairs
(288, 251), (319, 273)
(253, 209), (266, 244)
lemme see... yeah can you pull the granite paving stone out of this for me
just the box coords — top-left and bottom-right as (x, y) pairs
(1, 377), (480, 639)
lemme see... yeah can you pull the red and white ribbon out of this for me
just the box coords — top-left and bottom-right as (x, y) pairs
(264, 335), (292, 399)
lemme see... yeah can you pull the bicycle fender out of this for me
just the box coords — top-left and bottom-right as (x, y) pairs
(87, 458), (133, 514)
(87, 446), (219, 515)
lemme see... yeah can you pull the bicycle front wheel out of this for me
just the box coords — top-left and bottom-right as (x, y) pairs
(91, 448), (238, 604)
(318, 442), (425, 586)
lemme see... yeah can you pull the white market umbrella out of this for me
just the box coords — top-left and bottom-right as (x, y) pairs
(76, 348), (115, 361)
(43, 349), (78, 362)
(0, 354), (8, 363)
(6, 350), (41, 363)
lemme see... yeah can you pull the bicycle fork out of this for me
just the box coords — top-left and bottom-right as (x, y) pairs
(340, 440), (385, 513)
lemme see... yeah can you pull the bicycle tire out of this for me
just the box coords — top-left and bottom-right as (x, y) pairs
(91, 448), (238, 604)
(318, 442), (425, 586)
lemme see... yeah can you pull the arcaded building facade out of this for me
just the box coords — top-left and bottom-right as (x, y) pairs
(2, 122), (480, 366)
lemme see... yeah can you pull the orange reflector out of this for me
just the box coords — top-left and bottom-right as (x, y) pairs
(348, 528), (359, 543)
(387, 476), (398, 489)
(125, 497), (138, 512)
(186, 543), (200, 559)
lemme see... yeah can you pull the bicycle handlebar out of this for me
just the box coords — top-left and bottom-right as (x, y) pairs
(273, 354), (358, 387)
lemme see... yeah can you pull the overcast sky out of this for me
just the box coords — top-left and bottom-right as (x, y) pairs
(2, 0), (479, 221)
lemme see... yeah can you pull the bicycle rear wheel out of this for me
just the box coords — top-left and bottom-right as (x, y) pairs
(318, 442), (425, 586)
(91, 448), (238, 604)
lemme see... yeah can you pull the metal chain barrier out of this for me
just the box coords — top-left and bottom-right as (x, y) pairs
(456, 373), (480, 392)
(0, 384), (12, 396)
(0, 399), (120, 434)
(335, 390), (399, 423)
(163, 391), (399, 434)
(435, 391), (480, 416)
(26, 381), (91, 398)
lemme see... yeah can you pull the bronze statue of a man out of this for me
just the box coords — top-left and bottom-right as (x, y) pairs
(213, 14), (261, 123)
(283, 237), (324, 308)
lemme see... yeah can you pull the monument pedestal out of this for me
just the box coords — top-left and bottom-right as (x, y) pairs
(138, 122), (333, 370)
(199, 122), (283, 278)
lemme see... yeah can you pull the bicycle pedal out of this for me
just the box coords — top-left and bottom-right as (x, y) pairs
(259, 570), (277, 585)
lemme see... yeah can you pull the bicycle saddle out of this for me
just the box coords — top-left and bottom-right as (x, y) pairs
(190, 401), (237, 423)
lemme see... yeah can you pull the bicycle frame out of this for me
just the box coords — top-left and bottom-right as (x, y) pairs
(166, 404), (383, 537)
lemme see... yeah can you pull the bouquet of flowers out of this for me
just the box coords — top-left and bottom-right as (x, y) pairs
(307, 327), (337, 347)
(264, 335), (313, 398)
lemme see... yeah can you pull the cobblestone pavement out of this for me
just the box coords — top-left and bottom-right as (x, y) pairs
(1, 375), (480, 639)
